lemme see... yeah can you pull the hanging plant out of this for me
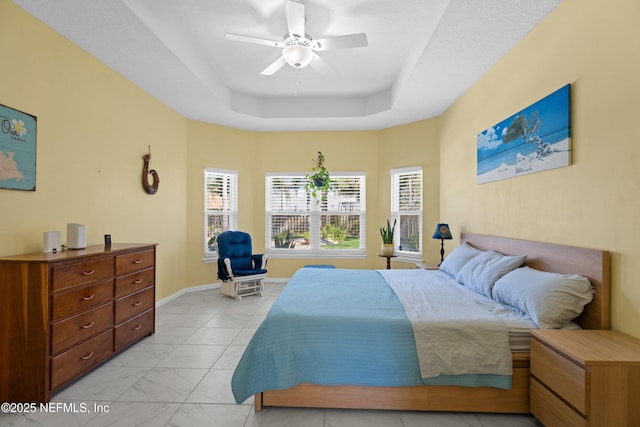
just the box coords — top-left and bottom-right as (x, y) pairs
(305, 151), (331, 203)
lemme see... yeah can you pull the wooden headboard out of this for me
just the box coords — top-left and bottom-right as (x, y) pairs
(461, 233), (610, 330)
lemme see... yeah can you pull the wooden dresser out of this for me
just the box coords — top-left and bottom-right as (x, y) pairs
(530, 329), (640, 427)
(0, 243), (156, 403)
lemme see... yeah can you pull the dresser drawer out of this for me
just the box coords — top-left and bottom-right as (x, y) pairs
(114, 309), (154, 351)
(51, 302), (114, 355)
(115, 268), (155, 299)
(115, 287), (154, 324)
(531, 338), (587, 415)
(50, 329), (114, 390)
(531, 377), (588, 427)
(52, 257), (113, 292)
(51, 280), (114, 320)
(115, 249), (155, 276)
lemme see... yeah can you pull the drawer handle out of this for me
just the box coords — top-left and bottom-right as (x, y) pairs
(81, 352), (94, 360)
(133, 259), (143, 264)
(133, 324), (142, 331)
(81, 322), (95, 329)
(133, 301), (142, 306)
(133, 279), (143, 284)
(82, 294), (95, 301)
(82, 270), (95, 276)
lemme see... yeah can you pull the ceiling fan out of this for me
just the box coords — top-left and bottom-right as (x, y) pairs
(225, 0), (368, 75)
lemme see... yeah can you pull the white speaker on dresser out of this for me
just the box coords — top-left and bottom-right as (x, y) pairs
(67, 223), (87, 249)
(43, 231), (61, 253)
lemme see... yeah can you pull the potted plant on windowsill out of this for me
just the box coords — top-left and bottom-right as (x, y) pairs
(379, 218), (396, 256)
(305, 151), (331, 204)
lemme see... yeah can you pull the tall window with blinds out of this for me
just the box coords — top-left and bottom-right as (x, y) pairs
(266, 173), (366, 257)
(204, 168), (238, 258)
(391, 167), (422, 259)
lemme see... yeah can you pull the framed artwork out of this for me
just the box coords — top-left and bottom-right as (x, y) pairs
(0, 104), (37, 191)
(477, 84), (571, 184)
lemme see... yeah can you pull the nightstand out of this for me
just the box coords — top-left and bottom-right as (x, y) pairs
(530, 329), (640, 427)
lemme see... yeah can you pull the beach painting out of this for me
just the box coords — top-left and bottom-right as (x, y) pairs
(477, 84), (571, 184)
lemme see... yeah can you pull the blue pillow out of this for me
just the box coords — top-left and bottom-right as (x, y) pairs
(492, 266), (593, 329)
(455, 251), (526, 298)
(438, 242), (484, 278)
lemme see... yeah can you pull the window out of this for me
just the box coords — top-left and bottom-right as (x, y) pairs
(204, 168), (237, 258)
(391, 167), (422, 260)
(266, 173), (366, 258)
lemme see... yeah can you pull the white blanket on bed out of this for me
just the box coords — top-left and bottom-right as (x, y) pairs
(379, 269), (512, 379)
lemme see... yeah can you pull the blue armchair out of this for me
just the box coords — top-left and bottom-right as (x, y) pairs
(216, 231), (267, 300)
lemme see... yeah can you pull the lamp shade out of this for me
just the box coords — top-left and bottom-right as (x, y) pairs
(283, 44), (314, 68)
(432, 223), (452, 240)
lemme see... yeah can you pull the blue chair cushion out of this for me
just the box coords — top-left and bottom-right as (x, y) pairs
(216, 231), (267, 282)
(227, 256), (253, 271)
(233, 268), (268, 277)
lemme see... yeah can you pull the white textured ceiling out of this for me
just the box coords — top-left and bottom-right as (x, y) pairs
(12, 0), (562, 131)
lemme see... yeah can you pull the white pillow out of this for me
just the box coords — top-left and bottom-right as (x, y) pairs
(492, 266), (594, 329)
(438, 242), (484, 278)
(455, 251), (526, 297)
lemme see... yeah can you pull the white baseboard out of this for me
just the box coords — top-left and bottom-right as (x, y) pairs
(156, 283), (219, 308)
(156, 278), (289, 308)
(265, 278), (288, 284)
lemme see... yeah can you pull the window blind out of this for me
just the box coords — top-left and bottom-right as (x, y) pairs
(204, 168), (237, 257)
(266, 173), (365, 256)
(391, 167), (422, 256)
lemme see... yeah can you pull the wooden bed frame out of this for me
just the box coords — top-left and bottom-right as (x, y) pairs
(254, 233), (610, 413)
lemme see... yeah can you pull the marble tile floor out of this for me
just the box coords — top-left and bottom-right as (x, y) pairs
(1, 282), (541, 427)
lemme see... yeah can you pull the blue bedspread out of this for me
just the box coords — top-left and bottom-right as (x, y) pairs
(231, 268), (510, 403)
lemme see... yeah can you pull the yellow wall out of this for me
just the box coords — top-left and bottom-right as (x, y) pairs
(439, 0), (640, 337)
(6, 0), (638, 339)
(380, 120), (441, 265)
(250, 130), (384, 278)
(185, 124), (441, 285)
(185, 121), (256, 286)
(1, 1), (441, 298)
(0, 2), (188, 300)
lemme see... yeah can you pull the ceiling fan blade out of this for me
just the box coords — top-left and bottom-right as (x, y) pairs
(260, 56), (288, 75)
(285, 0), (305, 38)
(225, 33), (283, 48)
(309, 53), (338, 75)
(311, 33), (368, 51)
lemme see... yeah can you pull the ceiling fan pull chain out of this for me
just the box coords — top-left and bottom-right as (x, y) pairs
(294, 70), (301, 97)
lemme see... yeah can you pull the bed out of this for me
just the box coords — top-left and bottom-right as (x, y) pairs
(233, 233), (610, 413)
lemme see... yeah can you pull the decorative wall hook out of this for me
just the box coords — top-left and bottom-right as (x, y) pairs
(142, 145), (159, 195)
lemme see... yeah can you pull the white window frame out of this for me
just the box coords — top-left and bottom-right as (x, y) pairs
(204, 168), (238, 261)
(391, 166), (423, 262)
(265, 172), (366, 259)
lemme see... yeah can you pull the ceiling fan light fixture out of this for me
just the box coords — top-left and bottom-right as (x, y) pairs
(283, 42), (313, 68)
(227, 0), (368, 75)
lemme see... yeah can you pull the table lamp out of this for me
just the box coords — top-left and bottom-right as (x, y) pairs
(432, 223), (452, 265)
